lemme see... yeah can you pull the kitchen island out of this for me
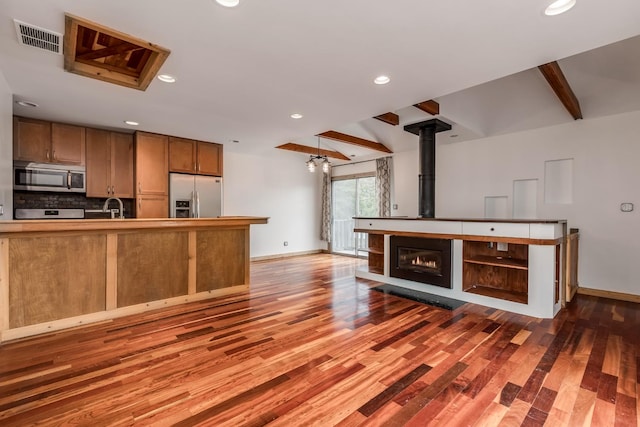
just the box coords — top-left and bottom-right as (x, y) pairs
(354, 217), (567, 318)
(0, 216), (268, 341)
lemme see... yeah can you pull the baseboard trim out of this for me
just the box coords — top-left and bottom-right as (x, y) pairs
(251, 250), (325, 262)
(577, 287), (640, 304)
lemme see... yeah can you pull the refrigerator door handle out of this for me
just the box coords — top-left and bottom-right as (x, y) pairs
(196, 191), (201, 218)
(190, 191), (196, 218)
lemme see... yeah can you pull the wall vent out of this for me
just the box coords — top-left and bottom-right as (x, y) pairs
(14, 19), (62, 54)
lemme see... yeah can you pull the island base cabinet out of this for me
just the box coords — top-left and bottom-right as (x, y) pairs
(117, 231), (189, 307)
(197, 228), (248, 291)
(7, 235), (106, 328)
(0, 219), (266, 341)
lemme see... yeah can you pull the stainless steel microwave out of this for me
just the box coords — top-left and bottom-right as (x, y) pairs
(13, 161), (86, 193)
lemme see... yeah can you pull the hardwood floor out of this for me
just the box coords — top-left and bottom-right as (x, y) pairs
(0, 254), (638, 426)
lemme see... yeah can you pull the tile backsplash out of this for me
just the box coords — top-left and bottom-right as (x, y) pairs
(14, 191), (134, 217)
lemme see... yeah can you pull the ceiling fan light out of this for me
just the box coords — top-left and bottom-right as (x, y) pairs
(545, 0), (576, 16)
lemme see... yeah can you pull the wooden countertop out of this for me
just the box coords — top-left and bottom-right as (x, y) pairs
(0, 216), (269, 234)
(354, 217), (567, 224)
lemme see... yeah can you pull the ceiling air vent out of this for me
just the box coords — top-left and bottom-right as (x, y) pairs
(14, 19), (62, 54)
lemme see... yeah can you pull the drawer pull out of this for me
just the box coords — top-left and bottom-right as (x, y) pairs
(490, 227), (495, 231)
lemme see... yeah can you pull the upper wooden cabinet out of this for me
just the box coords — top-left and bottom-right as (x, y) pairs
(169, 137), (223, 176)
(13, 117), (85, 165)
(135, 132), (169, 218)
(86, 128), (134, 198)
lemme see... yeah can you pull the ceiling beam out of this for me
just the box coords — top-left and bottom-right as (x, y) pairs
(538, 61), (583, 120)
(275, 143), (351, 161)
(373, 112), (399, 126)
(413, 100), (440, 115)
(317, 130), (393, 153)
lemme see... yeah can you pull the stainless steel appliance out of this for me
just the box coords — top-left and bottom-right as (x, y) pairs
(169, 173), (222, 218)
(15, 208), (84, 220)
(13, 161), (86, 193)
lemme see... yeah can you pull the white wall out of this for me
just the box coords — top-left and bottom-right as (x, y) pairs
(223, 149), (326, 258)
(0, 71), (12, 219)
(389, 110), (639, 295)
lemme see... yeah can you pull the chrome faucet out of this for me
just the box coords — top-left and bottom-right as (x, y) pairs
(103, 197), (125, 219)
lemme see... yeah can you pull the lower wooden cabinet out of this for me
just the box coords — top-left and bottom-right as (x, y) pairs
(136, 195), (168, 218)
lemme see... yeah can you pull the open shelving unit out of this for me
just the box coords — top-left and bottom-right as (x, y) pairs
(363, 233), (384, 274)
(463, 241), (529, 304)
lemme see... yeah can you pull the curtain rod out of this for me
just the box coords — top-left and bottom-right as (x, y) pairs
(332, 158), (380, 168)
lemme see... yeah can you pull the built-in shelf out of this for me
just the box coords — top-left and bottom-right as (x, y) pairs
(463, 241), (529, 304)
(359, 248), (384, 255)
(464, 284), (528, 304)
(366, 233), (385, 275)
(463, 255), (528, 270)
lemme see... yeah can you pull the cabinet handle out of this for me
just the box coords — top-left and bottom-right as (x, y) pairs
(138, 182), (142, 193)
(138, 199), (141, 209)
(194, 162), (197, 171)
(197, 162), (200, 172)
(52, 150), (56, 160)
(490, 227), (495, 231)
(111, 186), (115, 194)
(107, 186), (111, 194)
(46, 150), (50, 161)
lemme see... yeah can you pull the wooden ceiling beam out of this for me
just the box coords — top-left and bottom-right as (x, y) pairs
(276, 143), (351, 161)
(538, 61), (583, 120)
(413, 100), (440, 115)
(318, 130), (392, 153)
(373, 112), (399, 126)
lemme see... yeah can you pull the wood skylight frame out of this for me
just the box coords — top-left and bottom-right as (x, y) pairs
(63, 13), (170, 91)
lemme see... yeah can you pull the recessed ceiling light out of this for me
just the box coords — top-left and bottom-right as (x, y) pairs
(124, 120), (139, 126)
(290, 113), (303, 119)
(216, 0), (240, 7)
(544, 0), (576, 16)
(157, 74), (176, 83)
(374, 75), (390, 85)
(15, 100), (38, 108)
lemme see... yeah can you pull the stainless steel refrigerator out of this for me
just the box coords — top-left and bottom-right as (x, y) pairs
(169, 173), (223, 218)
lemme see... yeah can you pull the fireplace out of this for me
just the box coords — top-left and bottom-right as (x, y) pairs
(390, 236), (452, 288)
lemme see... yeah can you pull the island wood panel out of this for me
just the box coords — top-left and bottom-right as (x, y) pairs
(117, 231), (189, 307)
(196, 228), (247, 292)
(8, 235), (106, 328)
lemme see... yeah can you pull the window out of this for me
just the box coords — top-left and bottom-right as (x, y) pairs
(331, 175), (376, 256)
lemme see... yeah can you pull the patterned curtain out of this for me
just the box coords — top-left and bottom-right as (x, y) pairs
(320, 171), (332, 242)
(376, 157), (392, 217)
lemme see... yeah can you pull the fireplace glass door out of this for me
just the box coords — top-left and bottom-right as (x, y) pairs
(398, 248), (443, 276)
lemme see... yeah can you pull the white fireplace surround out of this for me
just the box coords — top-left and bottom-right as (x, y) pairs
(354, 217), (566, 319)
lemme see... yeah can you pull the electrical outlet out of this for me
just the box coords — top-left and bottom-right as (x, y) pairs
(497, 242), (509, 252)
(283, 241), (288, 246)
(393, 204), (398, 210)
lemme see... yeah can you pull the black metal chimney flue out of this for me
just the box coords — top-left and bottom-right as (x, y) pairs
(404, 119), (452, 218)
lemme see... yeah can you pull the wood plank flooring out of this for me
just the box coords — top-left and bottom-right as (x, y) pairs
(0, 253), (638, 426)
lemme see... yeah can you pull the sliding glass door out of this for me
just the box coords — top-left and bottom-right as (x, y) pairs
(331, 175), (377, 256)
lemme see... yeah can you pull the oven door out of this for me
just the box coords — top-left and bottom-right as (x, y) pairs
(13, 163), (86, 193)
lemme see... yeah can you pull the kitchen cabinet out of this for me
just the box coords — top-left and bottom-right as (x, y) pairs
(136, 195), (168, 218)
(169, 137), (223, 176)
(13, 117), (85, 165)
(135, 131), (169, 218)
(51, 123), (86, 165)
(86, 128), (134, 198)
